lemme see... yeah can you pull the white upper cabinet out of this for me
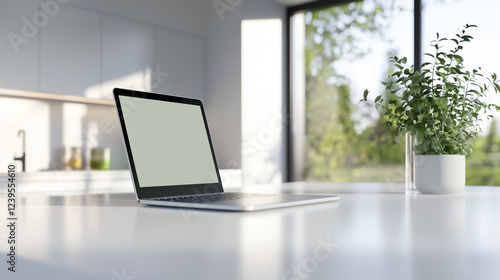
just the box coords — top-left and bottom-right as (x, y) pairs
(40, 5), (100, 96)
(0, 0), (39, 91)
(154, 29), (205, 101)
(0, 1), (206, 101)
(101, 15), (154, 99)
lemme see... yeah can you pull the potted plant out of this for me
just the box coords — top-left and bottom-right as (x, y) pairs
(361, 24), (500, 194)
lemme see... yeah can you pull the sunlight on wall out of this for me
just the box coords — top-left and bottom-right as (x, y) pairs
(291, 13), (306, 181)
(84, 68), (152, 99)
(0, 96), (128, 172)
(0, 99), (50, 172)
(241, 18), (283, 184)
(63, 103), (88, 148)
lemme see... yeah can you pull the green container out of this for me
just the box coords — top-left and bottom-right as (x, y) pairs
(90, 148), (111, 170)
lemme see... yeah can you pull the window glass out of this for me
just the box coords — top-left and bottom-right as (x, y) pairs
(291, 0), (414, 183)
(423, 0), (500, 185)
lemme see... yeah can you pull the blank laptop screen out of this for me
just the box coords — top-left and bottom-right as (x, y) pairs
(118, 95), (219, 188)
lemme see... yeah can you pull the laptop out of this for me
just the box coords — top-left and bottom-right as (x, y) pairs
(113, 88), (339, 211)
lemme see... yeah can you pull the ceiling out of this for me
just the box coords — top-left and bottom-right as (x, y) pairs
(270, 0), (317, 7)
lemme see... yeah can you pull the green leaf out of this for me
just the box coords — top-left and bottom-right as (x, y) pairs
(359, 24), (497, 156)
(437, 97), (448, 109)
(363, 89), (369, 100)
(494, 83), (500, 93)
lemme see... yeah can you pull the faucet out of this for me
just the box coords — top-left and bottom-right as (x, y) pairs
(14, 130), (26, 172)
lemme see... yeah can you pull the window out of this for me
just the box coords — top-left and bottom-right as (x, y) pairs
(288, 0), (500, 185)
(423, 0), (500, 185)
(289, 0), (413, 183)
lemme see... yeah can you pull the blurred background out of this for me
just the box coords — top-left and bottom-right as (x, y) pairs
(1, 0), (498, 191)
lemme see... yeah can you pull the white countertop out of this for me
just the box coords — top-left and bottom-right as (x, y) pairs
(1, 182), (499, 280)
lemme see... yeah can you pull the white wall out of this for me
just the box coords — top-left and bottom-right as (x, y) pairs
(241, 1), (287, 184)
(206, 0), (287, 184)
(205, 0), (243, 171)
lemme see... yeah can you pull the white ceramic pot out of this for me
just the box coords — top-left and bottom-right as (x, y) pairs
(414, 155), (465, 194)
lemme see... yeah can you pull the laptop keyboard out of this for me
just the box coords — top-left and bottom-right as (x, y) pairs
(152, 193), (276, 203)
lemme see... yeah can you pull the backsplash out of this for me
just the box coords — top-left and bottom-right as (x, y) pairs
(0, 95), (128, 172)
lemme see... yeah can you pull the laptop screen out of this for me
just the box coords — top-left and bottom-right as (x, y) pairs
(118, 95), (219, 188)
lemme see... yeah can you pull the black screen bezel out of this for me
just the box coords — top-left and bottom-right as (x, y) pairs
(113, 88), (224, 199)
